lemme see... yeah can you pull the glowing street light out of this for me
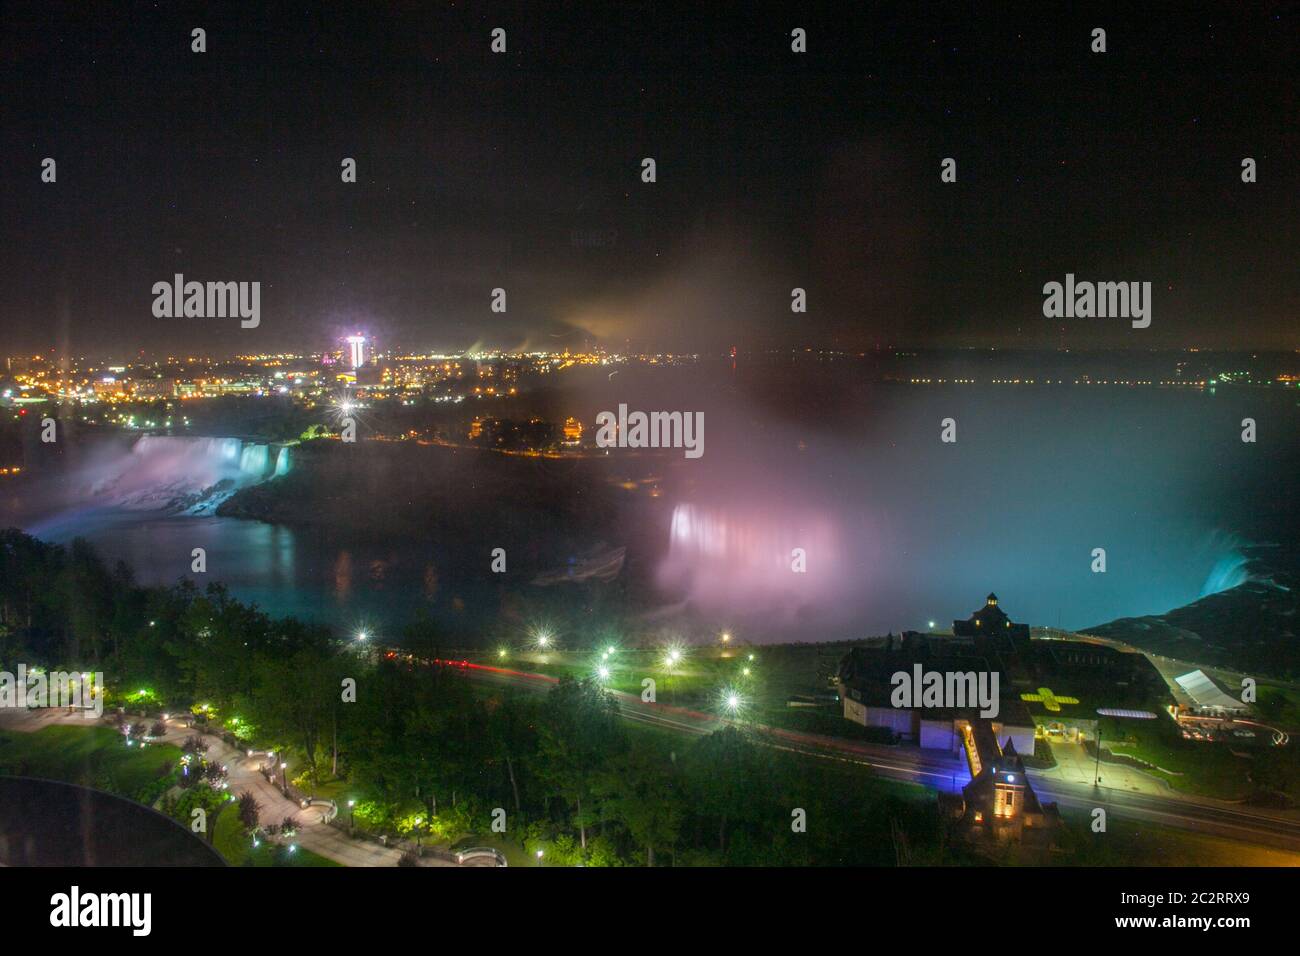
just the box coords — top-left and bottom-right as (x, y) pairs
(721, 632), (731, 643)
(356, 630), (368, 642)
(718, 684), (747, 718)
(597, 666), (611, 681)
(928, 620), (936, 630)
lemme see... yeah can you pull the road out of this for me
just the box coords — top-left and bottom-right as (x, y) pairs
(427, 654), (1300, 854)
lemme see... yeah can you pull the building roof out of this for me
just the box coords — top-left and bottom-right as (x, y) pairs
(1174, 669), (1246, 711)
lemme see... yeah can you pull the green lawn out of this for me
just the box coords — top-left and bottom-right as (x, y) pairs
(1098, 717), (1255, 800)
(0, 725), (181, 800)
(212, 803), (340, 867)
(1255, 683), (1300, 729)
(480, 643), (846, 723)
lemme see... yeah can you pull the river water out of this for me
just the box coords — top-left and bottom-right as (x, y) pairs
(3, 382), (1295, 643)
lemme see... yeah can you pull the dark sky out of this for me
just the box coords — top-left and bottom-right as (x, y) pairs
(1, 2), (1296, 358)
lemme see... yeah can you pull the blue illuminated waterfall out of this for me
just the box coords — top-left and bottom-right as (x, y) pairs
(86, 436), (291, 514)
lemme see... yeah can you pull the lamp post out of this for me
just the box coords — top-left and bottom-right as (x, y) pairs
(348, 799), (356, 836)
(665, 649), (681, 704)
(1093, 719), (1103, 787)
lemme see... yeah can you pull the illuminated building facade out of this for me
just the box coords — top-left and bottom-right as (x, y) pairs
(345, 335), (368, 370)
(562, 416), (582, 444)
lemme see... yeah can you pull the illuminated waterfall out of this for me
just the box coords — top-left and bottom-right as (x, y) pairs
(86, 436), (288, 514)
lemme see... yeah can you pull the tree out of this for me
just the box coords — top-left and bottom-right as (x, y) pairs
(537, 677), (625, 850)
(683, 726), (761, 856)
(595, 746), (682, 866)
(484, 691), (539, 814)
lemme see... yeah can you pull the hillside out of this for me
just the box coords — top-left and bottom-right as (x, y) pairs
(1084, 546), (1299, 678)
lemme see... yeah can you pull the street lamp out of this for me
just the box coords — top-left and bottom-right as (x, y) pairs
(663, 647), (684, 704)
(348, 799), (356, 836)
(1094, 718), (1103, 787)
(720, 685), (746, 719)
(535, 849), (544, 867)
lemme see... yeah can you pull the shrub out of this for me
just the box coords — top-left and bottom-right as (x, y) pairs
(237, 792), (261, 831)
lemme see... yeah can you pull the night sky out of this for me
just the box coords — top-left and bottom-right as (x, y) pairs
(1, 2), (1295, 357)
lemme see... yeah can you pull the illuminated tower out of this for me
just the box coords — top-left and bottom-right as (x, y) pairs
(345, 335), (367, 370)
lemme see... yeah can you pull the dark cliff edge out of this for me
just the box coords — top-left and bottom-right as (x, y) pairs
(1083, 546), (1300, 679)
